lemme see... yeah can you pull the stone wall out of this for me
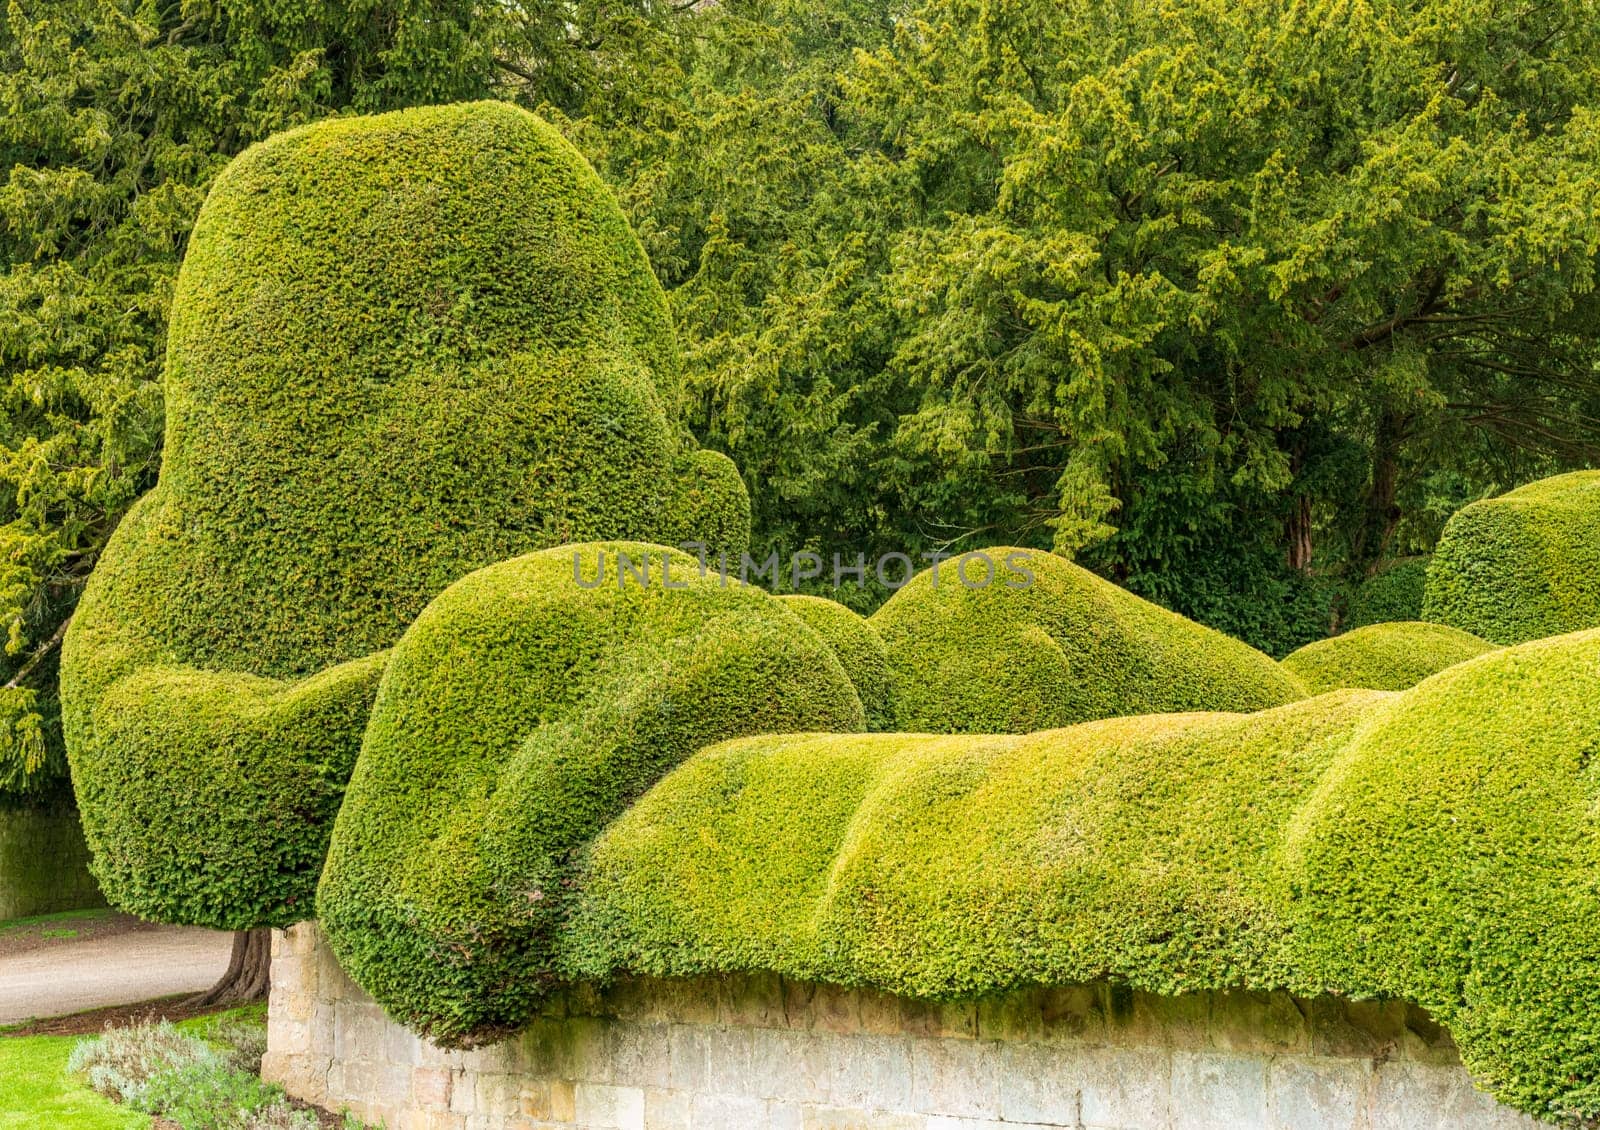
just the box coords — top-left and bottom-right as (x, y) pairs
(265, 923), (1539, 1130)
(0, 804), (104, 922)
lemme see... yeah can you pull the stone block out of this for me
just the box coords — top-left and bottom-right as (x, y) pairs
(1039, 984), (1106, 1045)
(996, 1041), (1083, 1124)
(412, 1066), (452, 1108)
(826, 1033), (912, 1110)
(518, 1078), (576, 1121)
(977, 988), (1043, 1043)
(1209, 992), (1308, 1055)
(1079, 1047), (1170, 1129)
(1267, 1056), (1369, 1130)
(669, 1024), (710, 1091)
(719, 971), (787, 1028)
(909, 1038), (1000, 1119)
(574, 1082), (645, 1129)
(1169, 1051), (1268, 1130)
(1310, 998), (1404, 1061)
(1399, 1005), (1459, 1066)
(608, 1021), (672, 1089)
(703, 1025), (755, 1095)
(900, 998), (978, 1041)
(689, 1092), (767, 1129)
(473, 1071), (520, 1118)
(1118, 990), (1210, 1051)
(801, 1106), (925, 1130)
(645, 1087), (692, 1130)
(566, 1017), (613, 1083)
(749, 1027), (834, 1104)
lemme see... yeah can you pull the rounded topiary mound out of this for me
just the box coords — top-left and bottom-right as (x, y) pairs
(316, 543), (864, 1046)
(1423, 471), (1600, 644)
(575, 630), (1600, 1123)
(1280, 621), (1494, 693)
(777, 595), (897, 730)
(61, 102), (749, 930)
(868, 548), (1306, 732)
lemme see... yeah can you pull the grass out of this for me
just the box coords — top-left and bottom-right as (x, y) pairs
(0, 1035), (148, 1129)
(0, 1005), (265, 1129)
(0, 908), (115, 934)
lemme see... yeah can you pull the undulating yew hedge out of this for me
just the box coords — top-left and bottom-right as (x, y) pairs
(1424, 470), (1600, 644)
(1280, 621), (1494, 693)
(60, 102), (748, 930)
(869, 548), (1306, 732)
(316, 543), (864, 1045)
(574, 630), (1600, 1124)
(778, 595), (897, 730)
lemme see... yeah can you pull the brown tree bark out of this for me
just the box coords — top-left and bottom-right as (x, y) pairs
(187, 927), (272, 1008)
(1352, 409), (1409, 577)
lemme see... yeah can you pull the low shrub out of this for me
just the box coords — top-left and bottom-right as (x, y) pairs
(868, 547), (1306, 732)
(69, 1019), (366, 1130)
(1279, 621), (1494, 692)
(1423, 470), (1600, 643)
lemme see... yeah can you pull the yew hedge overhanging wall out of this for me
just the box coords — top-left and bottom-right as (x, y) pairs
(60, 101), (749, 932)
(575, 630), (1600, 1124)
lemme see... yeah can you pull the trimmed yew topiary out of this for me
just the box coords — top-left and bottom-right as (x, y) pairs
(1280, 621), (1494, 693)
(777, 595), (897, 730)
(1423, 470), (1600, 644)
(315, 543), (864, 1046)
(575, 630), (1600, 1123)
(61, 102), (749, 931)
(868, 548), (1306, 732)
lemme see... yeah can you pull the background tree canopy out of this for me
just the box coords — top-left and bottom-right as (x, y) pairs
(4, 0), (1600, 795)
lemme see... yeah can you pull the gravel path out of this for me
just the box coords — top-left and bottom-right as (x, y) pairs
(0, 925), (233, 1026)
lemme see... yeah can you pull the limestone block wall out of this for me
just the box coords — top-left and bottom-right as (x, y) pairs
(265, 923), (1539, 1130)
(0, 803), (104, 922)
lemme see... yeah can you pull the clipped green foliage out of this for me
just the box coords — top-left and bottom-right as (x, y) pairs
(868, 548), (1306, 732)
(1344, 556), (1431, 629)
(777, 595), (896, 730)
(1424, 471), (1600, 644)
(316, 543), (863, 1046)
(575, 630), (1600, 1122)
(60, 102), (750, 930)
(1279, 621), (1494, 693)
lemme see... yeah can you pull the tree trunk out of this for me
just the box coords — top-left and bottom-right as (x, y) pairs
(187, 928), (272, 1008)
(1353, 409), (1408, 577)
(1286, 492), (1314, 571)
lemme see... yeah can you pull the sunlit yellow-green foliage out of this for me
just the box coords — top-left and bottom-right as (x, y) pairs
(576, 630), (1600, 1122)
(60, 103), (749, 931)
(1424, 471), (1600, 644)
(870, 549), (1306, 732)
(778, 595), (896, 730)
(1280, 622), (1493, 692)
(316, 544), (863, 1046)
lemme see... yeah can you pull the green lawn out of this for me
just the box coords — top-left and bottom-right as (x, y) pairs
(0, 1005), (265, 1128)
(0, 1035), (147, 1129)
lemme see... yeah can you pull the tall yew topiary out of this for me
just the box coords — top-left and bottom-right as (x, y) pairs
(60, 103), (749, 954)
